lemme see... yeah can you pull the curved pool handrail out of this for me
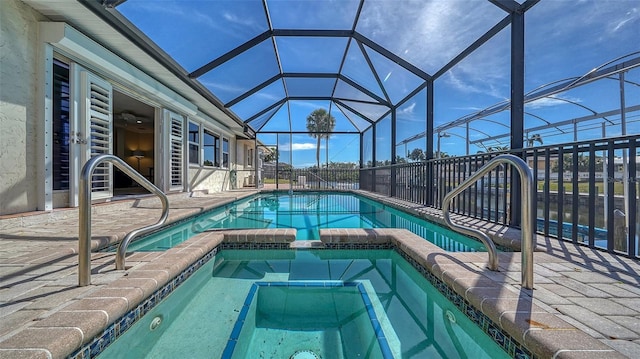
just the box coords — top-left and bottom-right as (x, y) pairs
(442, 154), (535, 289)
(79, 154), (169, 286)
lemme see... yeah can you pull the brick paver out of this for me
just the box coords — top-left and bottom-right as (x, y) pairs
(0, 189), (639, 358)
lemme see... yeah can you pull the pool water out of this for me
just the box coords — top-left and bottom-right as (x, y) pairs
(127, 192), (486, 252)
(98, 249), (510, 359)
(229, 281), (392, 358)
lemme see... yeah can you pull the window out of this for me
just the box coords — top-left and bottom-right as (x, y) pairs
(188, 122), (199, 164)
(222, 138), (229, 168)
(53, 60), (70, 190)
(189, 123), (226, 168)
(203, 129), (220, 167)
(247, 147), (254, 166)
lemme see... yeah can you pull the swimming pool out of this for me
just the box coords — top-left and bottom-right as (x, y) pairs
(98, 249), (511, 359)
(127, 192), (487, 252)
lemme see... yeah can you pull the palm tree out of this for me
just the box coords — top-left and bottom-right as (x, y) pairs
(526, 133), (543, 147)
(408, 148), (426, 162)
(306, 108), (336, 169)
(263, 147), (278, 163)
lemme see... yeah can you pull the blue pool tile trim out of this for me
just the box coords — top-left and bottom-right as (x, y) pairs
(221, 281), (393, 359)
(395, 249), (535, 359)
(69, 243), (532, 359)
(356, 283), (394, 358)
(220, 242), (291, 250)
(322, 242), (393, 250)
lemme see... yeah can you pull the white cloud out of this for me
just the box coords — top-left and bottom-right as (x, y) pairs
(612, 8), (640, 32)
(223, 11), (261, 28)
(290, 101), (327, 110)
(197, 80), (245, 96)
(525, 95), (583, 110)
(444, 69), (508, 100)
(122, 1), (265, 41)
(397, 102), (416, 115)
(451, 105), (485, 112)
(252, 90), (283, 103)
(291, 143), (316, 151)
(357, 1), (507, 73)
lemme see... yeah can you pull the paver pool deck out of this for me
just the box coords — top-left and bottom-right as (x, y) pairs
(0, 189), (639, 358)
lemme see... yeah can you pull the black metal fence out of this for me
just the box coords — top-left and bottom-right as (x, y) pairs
(262, 167), (360, 190)
(360, 135), (640, 258)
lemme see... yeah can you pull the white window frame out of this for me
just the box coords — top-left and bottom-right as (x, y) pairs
(222, 137), (229, 168)
(202, 128), (220, 168)
(188, 121), (200, 165)
(244, 145), (253, 167)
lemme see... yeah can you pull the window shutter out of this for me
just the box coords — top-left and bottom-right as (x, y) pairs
(81, 71), (113, 199)
(169, 112), (184, 190)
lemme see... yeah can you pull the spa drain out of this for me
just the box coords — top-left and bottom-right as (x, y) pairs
(290, 350), (320, 359)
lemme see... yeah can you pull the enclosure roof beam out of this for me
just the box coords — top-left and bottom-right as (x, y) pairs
(468, 104), (640, 144)
(393, 83), (428, 110)
(244, 98), (287, 124)
(489, 0), (521, 13)
(338, 75), (390, 106)
(332, 98), (383, 106)
(334, 100), (367, 133)
(435, 54), (640, 133)
(352, 32), (432, 81)
(334, 100), (376, 124)
(526, 55), (640, 102)
(189, 30), (271, 78)
(433, 15), (511, 80)
(225, 74), (281, 108)
(356, 40), (392, 104)
(520, 0), (542, 12)
(258, 131), (359, 134)
(272, 29), (354, 37)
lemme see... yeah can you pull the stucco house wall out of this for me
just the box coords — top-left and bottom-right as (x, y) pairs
(0, 0), (45, 214)
(188, 168), (229, 193)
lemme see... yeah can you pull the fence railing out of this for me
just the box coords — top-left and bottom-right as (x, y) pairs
(360, 135), (640, 258)
(262, 167), (359, 190)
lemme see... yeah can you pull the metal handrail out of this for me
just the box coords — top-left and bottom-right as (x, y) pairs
(305, 169), (333, 187)
(79, 154), (169, 286)
(442, 154), (535, 289)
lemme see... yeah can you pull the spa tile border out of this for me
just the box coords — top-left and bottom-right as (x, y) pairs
(220, 242), (291, 250)
(322, 242), (393, 250)
(396, 249), (534, 359)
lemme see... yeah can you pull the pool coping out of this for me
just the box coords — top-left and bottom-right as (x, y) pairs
(0, 190), (630, 358)
(7, 226), (615, 359)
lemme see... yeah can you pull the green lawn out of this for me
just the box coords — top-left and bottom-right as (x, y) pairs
(262, 178), (291, 184)
(538, 181), (627, 195)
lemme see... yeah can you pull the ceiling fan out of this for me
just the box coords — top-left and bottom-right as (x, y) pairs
(116, 111), (147, 124)
(115, 111), (154, 133)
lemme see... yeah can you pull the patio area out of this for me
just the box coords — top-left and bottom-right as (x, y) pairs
(1, 0), (639, 358)
(1, 191), (639, 358)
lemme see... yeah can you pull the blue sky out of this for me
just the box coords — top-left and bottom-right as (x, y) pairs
(117, 0), (639, 165)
